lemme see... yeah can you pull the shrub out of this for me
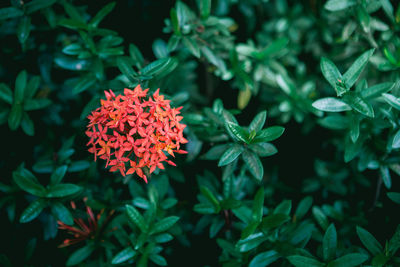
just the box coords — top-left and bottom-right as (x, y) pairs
(0, 0), (400, 266)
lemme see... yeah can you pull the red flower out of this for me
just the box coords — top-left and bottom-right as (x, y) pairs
(86, 85), (188, 182)
(57, 199), (114, 248)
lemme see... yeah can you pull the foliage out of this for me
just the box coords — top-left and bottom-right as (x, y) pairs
(0, 0), (400, 266)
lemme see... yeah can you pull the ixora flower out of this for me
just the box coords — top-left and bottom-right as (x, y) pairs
(86, 85), (188, 182)
(57, 199), (114, 248)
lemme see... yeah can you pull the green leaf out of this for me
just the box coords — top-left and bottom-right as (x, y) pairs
(51, 202), (73, 225)
(17, 17), (31, 44)
(89, 2), (116, 27)
(349, 115), (359, 143)
(203, 144), (231, 160)
(201, 46), (227, 73)
(252, 188), (264, 223)
(167, 35), (181, 52)
(129, 43), (144, 67)
(249, 110), (267, 132)
(25, 0), (56, 14)
(237, 232), (268, 252)
(0, 7), (23, 20)
(112, 247), (136, 265)
(117, 57), (137, 83)
(19, 198), (46, 223)
(328, 253), (368, 267)
(58, 18), (88, 31)
(182, 37), (200, 58)
(225, 122), (249, 143)
(249, 250), (280, 267)
(312, 206), (329, 230)
(141, 58), (173, 76)
(382, 93), (400, 111)
(379, 165), (391, 189)
(356, 226), (382, 255)
(151, 216), (179, 234)
(25, 76), (41, 99)
(15, 70), (27, 103)
(149, 254), (167, 266)
(324, 0), (357, 11)
(343, 49), (374, 88)
(54, 56), (90, 71)
(50, 165), (68, 185)
(318, 114), (349, 130)
(200, 186), (220, 212)
(253, 37), (289, 59)
(21, 112), (34, 136)
(23, 99), (51, 111)
(392, 129), (400, 149)
(170, 8), (180, 34)
(360, 82), (394, 99)
(253, 126), (284, 143)
(68, 161), (90, 172)
(209, 217), (225, 238)
(320, 57), (345, 96)
(295, 196), (313, 220)
(62, 43), (82, 55)
(312, 98), (352, 112)
(274, 200), (292, 215)
(0, 83), (13, 104)
(13, 168), (46, 197)
(72, 75), (97, 95)
(344, 94), (374, 117)
(218, 144), (244, 167)
(389, 225), (400, 255)
(287, 255), (324, 267)
(261, 214), (290, 230)
(154, 233), (173, 243)
(126, 205), (147, 232)
(66, 245), (94, 266)
(249, 143), (277, 157)
(242, 150), (264, 181)
(46, 184), (82, 198)
(199, 0), (211, 19)
(323, 224), (337, 261)
(387, 192), (400, 204)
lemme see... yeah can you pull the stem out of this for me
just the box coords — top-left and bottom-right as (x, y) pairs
(369, 173), (382, 211)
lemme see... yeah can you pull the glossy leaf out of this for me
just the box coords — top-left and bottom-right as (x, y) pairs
(287, 255), (324, 267)
(151, 216), (179, 234)
(46, 184), (82, 198)
(66, 245), (94, 266)
(51, 202), (73, 225)
(320, 57), (345, 96)
(312, 98), (351, 112)
(253, 126), (284, 143)
(126, 205), (147, 232)
(242, 150), (264, 181)
(249, 110), (267, 132)
(324, 0), (357, 11)
(218, 144), (244, 167)
(13, 168), (46, 197)
(322, 224), (337, 261)
(356, 226), (382, 255)
(328, 253), (368, 267)
(112, 247), (136, 265)
(89, 2), (116, 27)
(343, 49), (374, 88)
(249, 250), (280, 267)
(19, 199), (47, 223)
(225, 122), (249, 143)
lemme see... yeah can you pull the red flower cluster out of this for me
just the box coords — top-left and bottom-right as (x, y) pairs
(58, 199), (114, 248)
(86, 85), (188, 182)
